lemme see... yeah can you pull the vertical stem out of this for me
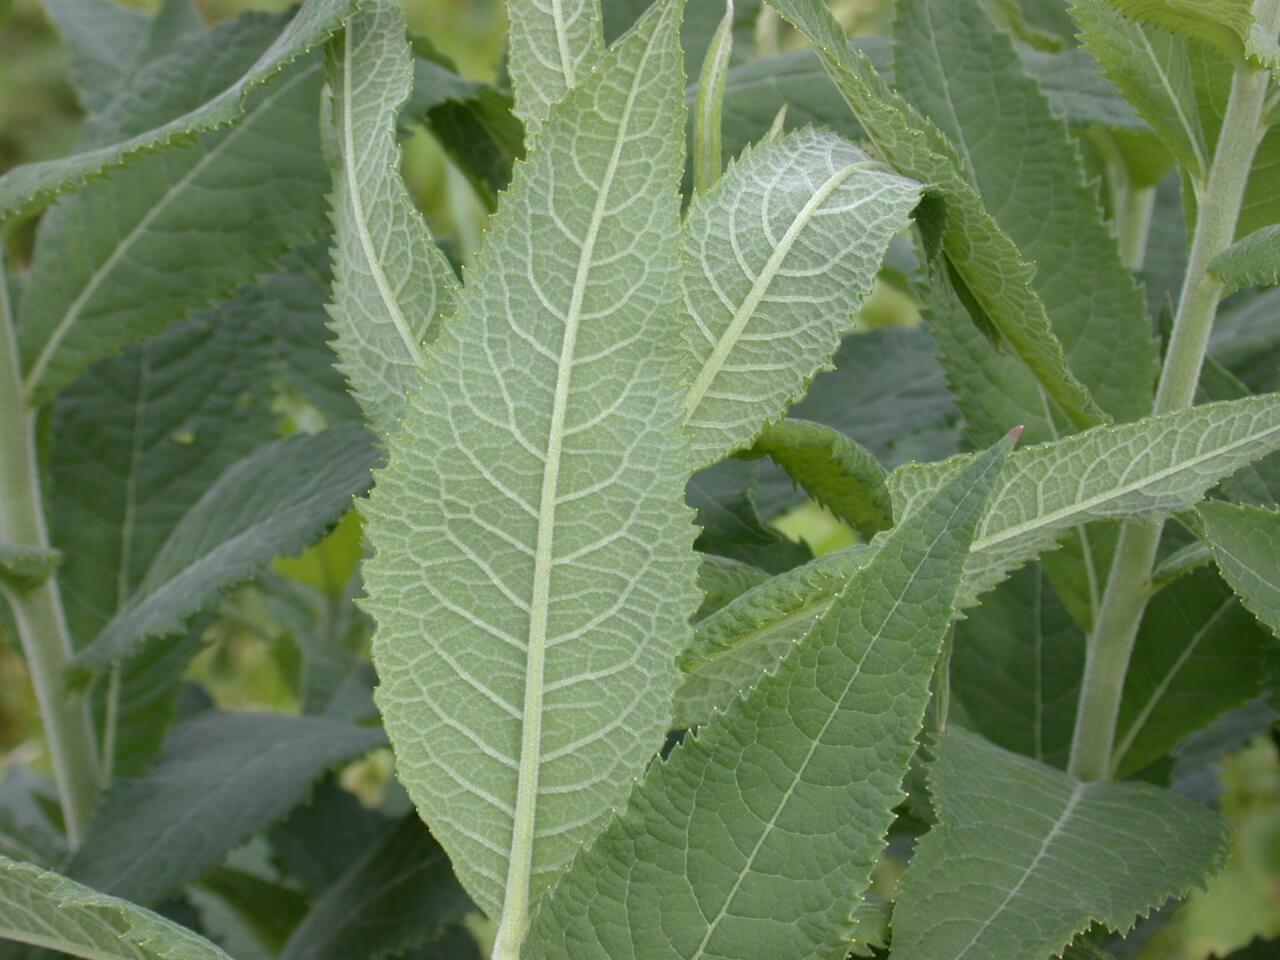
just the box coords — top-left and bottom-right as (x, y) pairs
(0, 254), (99, 844)
(1068, 53), (1273, 782)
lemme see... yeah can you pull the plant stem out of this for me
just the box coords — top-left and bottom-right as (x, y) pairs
(0, 254), (99, 844)
(1068, 54), (1273, 782)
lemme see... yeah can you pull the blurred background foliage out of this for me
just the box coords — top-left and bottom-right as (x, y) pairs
(0, 0), (1276, 956)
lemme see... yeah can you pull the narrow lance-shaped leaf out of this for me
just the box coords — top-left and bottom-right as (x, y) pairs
(1199, 501), (1280, 639)
(693, 0), (734, 194)
(681, 127), (921, 468)
(326, 1), (459, 439)
(73, 426), (379, 673)
(68, 711), (385, 907)
(892, 730), (1229, 960)
(362, 1), (697, 950)
(767, 0), (1107, 432)
(506, 0), (604, 132)
(1209, 225), (1280, 293)
(0, 0), (355, 226)
(525, 435), (1012, 960)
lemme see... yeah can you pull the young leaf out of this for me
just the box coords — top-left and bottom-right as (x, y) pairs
(1106, 0), (1280, 71)
(892, 730), (1229, 960)
(1069, 0), (1209, 179)
(326, 1), (459, 439)
(506, 0), (603, 132)
(0, 854), (232, 959)
(525, 436), (1012, 960)
(894, 0), (1157, 438)
(768, 0), (1108, 433)
(1199, 501), (1280, 638)
(674, 545), (872, 728)
(0, 544), (59, 588)
(740, 418), (892, 539)
(695, 553), (770, 619)
(18, 22), (329, 405)
(1209, 224), (1280, 293)
(0, 0), (354, 226)
(72, 427), (379, 673)
(889, 393), (1280, 607)
(1111, 568), (1275, 777)
(280, 815), (473, 960)
(693, 0), (734, 194)
(681, 127), (921, 467)
(68, 711), (385, 907)
(361, 1), (698, 946)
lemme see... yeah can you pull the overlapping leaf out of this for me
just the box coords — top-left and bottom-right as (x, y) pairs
(1211, 225), (1280, 293)
(1107, 0), (1280, 69)
(680, 127), (920, 467)
(326, 1), (459, 439)
(525, 437), (1010, 960)
(1200, 501), (1280, 638)
(362, 0), (698, 937)
(507, 0), (603, 131)
(892, 730), (1229, 960)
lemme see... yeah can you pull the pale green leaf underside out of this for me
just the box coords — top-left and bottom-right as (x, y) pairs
(326, 1), (459, 439)
(73, 427), (378, 672)
(525, 439), (1010, 960)
(1107, 0), (1280, 69)
(891, 394), (1280, 608)
(0, 0), (354, 226)
(767, 0), (1106, 432)
(507, 0), (604, 131)
(1200, 501), (1280, 638)
(68, 712), (385, 908)
(364, 0), (697, 927)
(742, 418), (892, 538)
(892, 730), (1229, 960)
(1210, 225), (1280, 294)
(681, 127), (921, 467)
(0, 853), (231, 959)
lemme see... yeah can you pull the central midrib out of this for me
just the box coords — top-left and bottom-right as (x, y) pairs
(496, 21), (663, 948)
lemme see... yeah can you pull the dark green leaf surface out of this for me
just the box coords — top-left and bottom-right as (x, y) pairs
(892, 730), (1230, 960)
(1200, 501), (1280, 639)
(526, 438), (1010, 960)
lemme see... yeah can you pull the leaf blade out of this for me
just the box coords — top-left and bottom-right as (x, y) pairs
(1200, 500), (1280, 638)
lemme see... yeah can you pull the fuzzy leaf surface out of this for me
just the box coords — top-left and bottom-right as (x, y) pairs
(892, 730), (1230, 960)
(0, 854), (231, 959)
(74, 427), (378, 672)
(326, 2), (459, 439)
(680, 127), (920, 467)
(0, 0), (352, 226)
(68, 711), (384, 907)
(18, 17), (329, 404)
(768, 0), (1106, 432)
(1107, 0), (1280, 69)
(1200, 501), (1280, 638)
(890, 394), (1280, 608)
(506, 0), (603, 131)
(363, 0), (698, 925)
(1210, 225), (1280, 293)
(525, 437), (1010, 960)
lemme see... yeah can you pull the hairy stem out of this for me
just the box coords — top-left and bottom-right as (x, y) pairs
(0, 254), (99, 843)
(1068, 52), (1273, 781)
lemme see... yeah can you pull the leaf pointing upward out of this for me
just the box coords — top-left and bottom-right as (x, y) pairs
(362, 0), (698, 950)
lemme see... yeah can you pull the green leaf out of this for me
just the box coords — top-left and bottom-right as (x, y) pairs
(506, 0), (603, 132)
(1106, 0), (1280, 70)
(689, 460), (813, 573)
(693, 0), (734, 194)
(269, 776), (391, 894)
(1069, 0), (1209, 179)
(681, 127), (921, 467)
(891, 729), (1230, 960)
(0, 0), (354, 226)
(605, 0), (762, 81)
(0, 544), (59, 588)
(326, 1), (460, 440)
(18, 22), (330, 405)
(952, 564), (1084, 770)
(695, 554), (770, 620)
(72, 427), (379, 673)
(362, 0), (697, 941)
(68, 711), (385, 907)
(280, 815), (473, 960)
(0, 853), (233, 959)
(768, 0), (1107, 433)
(674, 545), (872, 728)
(0, 768), (65, 868)
(195, 866), (309, 955)
(525, 436), (1011, 960)
(1200, 500), (1280, 638)
(1210, 224), (1280, 292)
(741, 418), (892, 539)
(1111, 567), (1276, 777)
(895, 0), (1157, 441)
(1020, 48), (1151, 132)
(1211, 287), (1280, 394)
(889, 393), (1280, 608)
(1213, 938), (1280, 959)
